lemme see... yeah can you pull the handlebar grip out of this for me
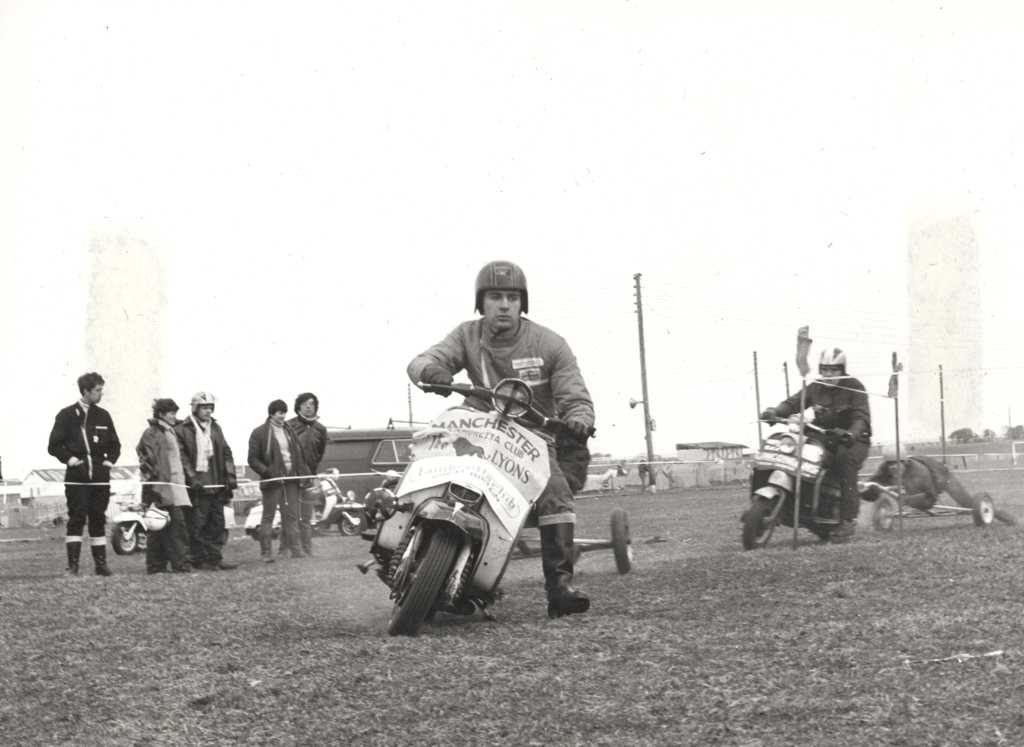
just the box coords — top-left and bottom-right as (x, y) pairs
(418, 382), (454, 395)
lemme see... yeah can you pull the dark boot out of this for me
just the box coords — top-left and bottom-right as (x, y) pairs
(92, 545), (113, 576)
(260, 527), (274, 562)
(539, 524), (590, 618)
(831, 520), (857, 544)
(299, 523), (313, 556)
(66, 541), (81, 575)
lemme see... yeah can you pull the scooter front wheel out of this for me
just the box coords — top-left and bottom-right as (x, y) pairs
(111, 524), (138, 555)
(741, 499), (775, 551)
(388, 526), (461, 637)
(339, 514), (363, 536)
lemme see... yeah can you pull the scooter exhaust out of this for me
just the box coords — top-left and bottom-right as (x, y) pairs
(356, 559), (378, 575)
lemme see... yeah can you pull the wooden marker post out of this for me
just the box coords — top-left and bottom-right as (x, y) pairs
(792, 327), (813, 550)
(889, 352), (905, 537)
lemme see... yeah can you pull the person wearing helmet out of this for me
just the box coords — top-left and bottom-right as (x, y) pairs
(407, 260), (596, 618)
(47, 371), (122, 575)
(175, 392), (239, 570)
(761, 347), (871, 542)
(286, 392), (328, 556)
(136, 398), (192, 574)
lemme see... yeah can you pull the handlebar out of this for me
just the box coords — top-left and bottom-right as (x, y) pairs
(759, 417), (852, 445)
(417, 381), (595, 438)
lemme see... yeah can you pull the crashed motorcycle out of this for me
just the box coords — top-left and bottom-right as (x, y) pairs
(742, 417), (853, 549)
(360, 377), (565, 636)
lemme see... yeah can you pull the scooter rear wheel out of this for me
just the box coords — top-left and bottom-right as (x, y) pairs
(610, 509), (632, 574)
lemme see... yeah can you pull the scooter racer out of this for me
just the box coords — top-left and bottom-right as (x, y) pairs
(761, 347), (871, 542)
(407, 260), (595, 618)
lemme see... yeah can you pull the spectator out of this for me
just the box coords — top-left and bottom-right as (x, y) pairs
(136, 398), (192, 574)
(286, 392), (328, 556)
(47, 371), (121, 576)
(248, 399), (308, 563)
(176, 392), (239, 570)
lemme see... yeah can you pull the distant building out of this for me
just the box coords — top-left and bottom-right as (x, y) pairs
(21, 466), (142, 507)
(0, 479), (23, 506)
(675, 442), (749, 462)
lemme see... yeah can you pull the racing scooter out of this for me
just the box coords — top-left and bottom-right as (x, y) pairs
(360, 377), (570, 636)
(742, 416), (853, 549)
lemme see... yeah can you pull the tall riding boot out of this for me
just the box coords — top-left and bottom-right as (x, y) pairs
(66, 540), (81, 575)
(92, 544), (113, 577)
(539, 523), (590, 618)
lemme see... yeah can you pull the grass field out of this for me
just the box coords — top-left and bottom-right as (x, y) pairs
(3, 468), (1024, 745)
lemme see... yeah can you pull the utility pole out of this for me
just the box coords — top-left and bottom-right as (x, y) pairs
(783, 361), (790, 397)
(407, 383), (413, 427)
(939, 364), (947, 464)
(633, 273), (656, 490)
(753, 351), (762, 444)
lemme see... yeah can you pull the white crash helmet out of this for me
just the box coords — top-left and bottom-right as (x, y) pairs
(819, 347), (847, 375)
(190, 391), (217, 411)
(142, 504), (170, 532)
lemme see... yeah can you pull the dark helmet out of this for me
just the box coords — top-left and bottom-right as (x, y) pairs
(152, 398), (180, 416)
(474, 260), (529, 314)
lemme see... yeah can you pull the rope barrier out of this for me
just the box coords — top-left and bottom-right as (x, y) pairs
(52, 471), (392, 491)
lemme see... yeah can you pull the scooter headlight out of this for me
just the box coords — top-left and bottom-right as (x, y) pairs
(446, 483), (482, 509)
(777, 436), (797, 455)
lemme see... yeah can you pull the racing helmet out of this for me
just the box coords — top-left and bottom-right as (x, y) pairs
(190, 391), (217, 411)
(819, 347), (847, 375)
(142, 504), (170, 532)
(474, 260), (529, 314)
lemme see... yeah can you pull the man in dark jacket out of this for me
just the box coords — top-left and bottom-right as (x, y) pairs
(175, 391), (238, 570)
(136, 398), (192, 574)
(47, 371), (121, 575)
(286, 392), (328, 556)
(249, 399), (309, 562)
(408, 260), (596, 619)
(761, 347), (871, 542)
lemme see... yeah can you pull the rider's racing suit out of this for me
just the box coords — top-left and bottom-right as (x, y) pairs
(407, 317), (595, 527)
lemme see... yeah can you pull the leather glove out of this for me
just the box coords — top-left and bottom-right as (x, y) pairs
(760, 407), (778, 422)
(830, 428), (854, 447)
(565, 419), (592, 440)
(420, 364), (454, 395)
(848, 419), (867, 442)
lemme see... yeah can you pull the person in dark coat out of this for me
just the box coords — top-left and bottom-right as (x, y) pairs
(136, 398), (192, 574)
(761, 347), (871, 543)
(249, 399), (309, 562)
(175, 391), (239, 570)
(286, 392), (328, 555)
(47, 371), (121, 576)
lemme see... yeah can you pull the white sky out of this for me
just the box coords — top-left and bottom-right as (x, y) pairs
(3, 1), (1024, 478)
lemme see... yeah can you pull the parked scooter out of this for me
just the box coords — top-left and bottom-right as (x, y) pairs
(244, 471), (367, 541)
(111, 503), (233, 555)
(360, 377), (573, 636)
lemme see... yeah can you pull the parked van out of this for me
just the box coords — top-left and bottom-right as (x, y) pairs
(319, 426), (415, 498)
